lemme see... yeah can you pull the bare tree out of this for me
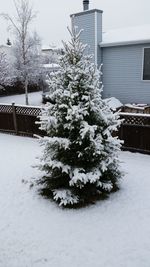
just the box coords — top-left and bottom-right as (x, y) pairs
(1, 0), (40, 105)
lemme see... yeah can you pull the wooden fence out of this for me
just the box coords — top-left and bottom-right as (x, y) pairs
(0, 103), (44, 137)
(0, 103), (150, 154)
(119, 112), (150, 154)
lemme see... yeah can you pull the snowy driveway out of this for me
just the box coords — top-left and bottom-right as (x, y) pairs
(0, 91), (42, 106)
(0, 133), (150, 267)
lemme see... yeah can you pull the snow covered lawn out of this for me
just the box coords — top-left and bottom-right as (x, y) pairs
(0, 133), (150, 267)
(0, 91), (43, 106)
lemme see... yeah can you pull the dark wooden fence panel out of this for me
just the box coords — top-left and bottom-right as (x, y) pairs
(120, 125), (150, 152)
(119, 113), (150, 154)
(0, 104), (14, 134)
(0, 112), (14, 133)
(16, 114), (42, 136)
(0, 103), (45, 137)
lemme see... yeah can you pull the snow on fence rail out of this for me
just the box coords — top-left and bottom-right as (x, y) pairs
(0, 103), (150, 153)
(0, 103), (45, 137)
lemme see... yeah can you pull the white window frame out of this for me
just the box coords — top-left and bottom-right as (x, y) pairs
(142, 47), (150, 82)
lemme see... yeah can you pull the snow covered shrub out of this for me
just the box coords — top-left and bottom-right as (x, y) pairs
(37, 28), (122, 207)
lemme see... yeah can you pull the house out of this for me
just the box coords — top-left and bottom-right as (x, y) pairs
(41, 45), (62, 65)
(0, 44), (11, 55)
(0, 44), (14, 62)
(41, 45), (61, 74)
(71, 0), (150, 104)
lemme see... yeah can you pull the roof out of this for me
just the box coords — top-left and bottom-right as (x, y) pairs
(43, 63), (59, 68)
(0, 44), (12, 49)
(70, 9), (103, 18)
(42, 45), (63, 52)
(100, 24), (150, 47)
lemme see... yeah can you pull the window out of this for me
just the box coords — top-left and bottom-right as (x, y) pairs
(143, 48), (150, 80)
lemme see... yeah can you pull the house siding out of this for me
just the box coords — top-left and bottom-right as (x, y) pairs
(102, 44), (150, 104)
(71, 10), (102, 65)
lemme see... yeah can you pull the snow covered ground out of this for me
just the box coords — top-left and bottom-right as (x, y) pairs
(0, 91), (42, 106)
(0, 133), (150, 267)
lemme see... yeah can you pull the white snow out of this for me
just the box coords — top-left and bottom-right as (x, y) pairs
(42, 45), (61, 51)
(0, 133), (150, 266)
(125, 104), (145, 110)
(101, 24), (150, 46)
(43, 63), (59, 68)
(0, 91), (43, 106)
(104, 97), (123, 111)
(120, 111), (150, 118)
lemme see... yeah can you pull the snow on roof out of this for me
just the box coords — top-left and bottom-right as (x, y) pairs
(42, 45), (62, 51)
(101, 24), (150, 47)
(43, 63), (59, 68)
(0, 44), (12, 49)
(42, 45), (52, 51)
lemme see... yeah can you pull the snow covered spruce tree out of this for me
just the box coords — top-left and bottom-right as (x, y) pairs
(37, 27), (122, 207)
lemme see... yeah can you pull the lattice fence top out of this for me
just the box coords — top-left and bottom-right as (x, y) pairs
(0, 104), (13, 113)
(0, 104), (41, 116)
(120, 113), (150, 126)
(0, 103), (150, 125)
(0, 103), (41, 116)
(15, 106), (41, 116)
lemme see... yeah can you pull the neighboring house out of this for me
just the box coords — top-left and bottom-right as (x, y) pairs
(41, 46), (60, 101)
(0, 45), (11, 55)
(41, 45), (61, 74)
(0, 44), (60, 70)
(0, 45), (14, 62)
(43, 63), (60, 72)
(71, 0), (150, 104)
(41, 45), (61, 65)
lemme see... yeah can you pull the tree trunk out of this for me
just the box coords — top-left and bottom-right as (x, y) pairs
(25, 76), (29, 105)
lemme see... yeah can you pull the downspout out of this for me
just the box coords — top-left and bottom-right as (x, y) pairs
(94, 11), (98, 66)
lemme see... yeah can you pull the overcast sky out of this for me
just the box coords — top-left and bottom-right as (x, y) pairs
(0, 0), (150, 47)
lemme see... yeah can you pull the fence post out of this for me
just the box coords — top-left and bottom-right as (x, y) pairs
(119, 115), (124, 141)
(120, 124), (124, 141)
(12, 103), (18, 135)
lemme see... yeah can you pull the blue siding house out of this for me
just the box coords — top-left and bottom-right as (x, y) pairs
(71, 1), (150, 104)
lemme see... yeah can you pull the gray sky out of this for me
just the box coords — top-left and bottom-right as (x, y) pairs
(0, 0), (150, 47)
